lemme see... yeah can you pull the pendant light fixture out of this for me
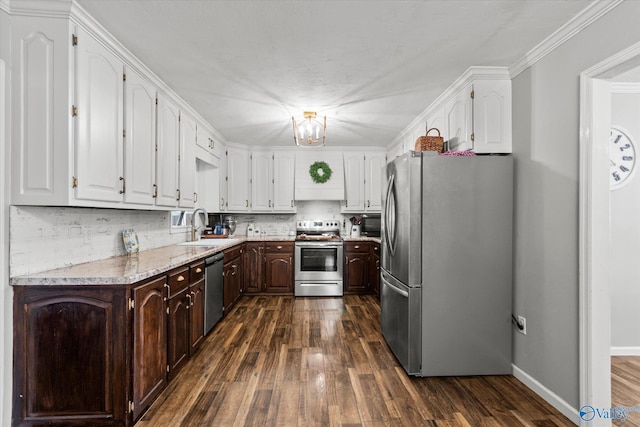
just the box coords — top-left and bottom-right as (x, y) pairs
(292, 111), (326, 147)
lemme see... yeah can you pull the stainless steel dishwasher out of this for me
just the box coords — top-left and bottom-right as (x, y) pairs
(204, 253), (224, 335)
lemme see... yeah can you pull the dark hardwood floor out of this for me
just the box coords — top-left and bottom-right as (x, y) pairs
(136, 295), (574, 426)
(612, 356), (640, 427)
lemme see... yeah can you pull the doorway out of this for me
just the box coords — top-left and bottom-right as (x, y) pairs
(580, 41), (640, 426)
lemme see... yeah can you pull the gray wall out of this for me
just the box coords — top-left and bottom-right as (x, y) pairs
(610, 90), (640, 350)
(511, 0), (640, 409)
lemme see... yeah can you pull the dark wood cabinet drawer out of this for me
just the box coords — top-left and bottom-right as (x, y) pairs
(224, 245), (243, 261)
(168, 266), (190, 294)
(345, 241), (370, 253)
(265, 241), (294, 253)
(189, 261), (205, 283)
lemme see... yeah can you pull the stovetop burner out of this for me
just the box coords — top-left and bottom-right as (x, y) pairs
(295, 220), (342, 241)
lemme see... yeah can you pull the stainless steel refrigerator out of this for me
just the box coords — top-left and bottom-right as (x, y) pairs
(380, 151), (513, 376)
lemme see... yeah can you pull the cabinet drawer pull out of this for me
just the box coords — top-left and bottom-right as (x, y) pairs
(195, 267), (202, 274)
(177, 275), (185, 282)
(354, 245), (360, 249)
(276, 245), (282, 250)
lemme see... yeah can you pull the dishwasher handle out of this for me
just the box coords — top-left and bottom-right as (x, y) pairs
(205, 252), (224, 266)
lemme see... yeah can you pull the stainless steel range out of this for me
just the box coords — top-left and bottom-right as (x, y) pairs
(294, 220), (343, 297)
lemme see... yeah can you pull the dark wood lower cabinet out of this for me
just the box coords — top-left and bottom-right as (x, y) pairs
(264, 242), (294, 293)
(344, 242), (371, 294)
(13, 259), (209, 426)
(243, 241), (294, 294)
(370, 243), (381, 299)
(13, 285), (129, 426)
(223, 246), (244, 313)
(132, 276), (167, 421)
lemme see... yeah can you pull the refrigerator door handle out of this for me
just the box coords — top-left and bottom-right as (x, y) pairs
(384, 173), (397, 256)
(383, 277), (408, 297)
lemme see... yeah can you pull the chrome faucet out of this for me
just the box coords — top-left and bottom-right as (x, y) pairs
(191, 208), (209, 241)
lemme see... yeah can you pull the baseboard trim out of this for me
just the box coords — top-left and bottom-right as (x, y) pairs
(512, 364), (579, 425)
(611, 347), (640, 356)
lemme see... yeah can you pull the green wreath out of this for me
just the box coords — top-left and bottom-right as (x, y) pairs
(309, 161), (332, 184)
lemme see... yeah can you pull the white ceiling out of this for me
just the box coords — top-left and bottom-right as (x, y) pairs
(77, 0), (595, 147)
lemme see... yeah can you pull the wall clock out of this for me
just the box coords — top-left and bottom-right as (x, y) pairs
(610, 126), (636, 189)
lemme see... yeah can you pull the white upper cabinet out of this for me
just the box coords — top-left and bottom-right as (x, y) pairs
(124, 67), (157, 205)
(364, 152), (386, 211)
(472, 79), (512, 154)
(226, 146), (251, 212)
(9, 8), (226, 211)
(11, 15), (72, 206)
(248, 150), (296, 213)
(251, 151), (273, 212)
(218, 142), (228, 211)
(445, 80), (511, 153)
(273, 152), (296, 212)
(75, 28), (125, 203)
(389, 67), (512, 156)
(155, 93), (181, 207)
(196, 125), (221, 159)
(342, 153), (365, 212)
(179, 112), (196, 208)
(445, 82), (474, 153)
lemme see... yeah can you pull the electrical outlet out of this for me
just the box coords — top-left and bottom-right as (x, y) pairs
(517, 315), (527, 335)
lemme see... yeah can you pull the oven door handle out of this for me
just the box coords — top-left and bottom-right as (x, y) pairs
(295, 241), (343, 248)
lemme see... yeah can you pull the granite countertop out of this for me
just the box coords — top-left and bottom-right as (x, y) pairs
(10, 235), (286, 287)
(343, 236), (382, 243)
(10, 234), (377, 287)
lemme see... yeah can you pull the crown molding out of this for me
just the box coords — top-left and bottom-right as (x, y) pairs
(509, 0), (624, 78)
(3, 0), (72, 17)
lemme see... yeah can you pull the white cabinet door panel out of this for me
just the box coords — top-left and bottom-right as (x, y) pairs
(473, 80), (512, 154)
(226, 147), (250, 211)
(445, 83), (473, 152)
(343, 153), (365, 212)
(179, 112), (196, 208)
(156, 94), (180, 207)
(124, 67), (156, 205)
(365, 153), (385, 212)
(75, 31), (124, 202)
(251, 151), (272, 211)
(273, 152), (295, 212)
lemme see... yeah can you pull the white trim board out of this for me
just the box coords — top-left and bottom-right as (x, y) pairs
(512, 364), (580, 425)
(611, 347), (640, 356)
(509, 0), (624, 78)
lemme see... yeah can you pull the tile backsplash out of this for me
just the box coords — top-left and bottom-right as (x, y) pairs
(10, 206), (186, 276)
(10, 201), (365, 276)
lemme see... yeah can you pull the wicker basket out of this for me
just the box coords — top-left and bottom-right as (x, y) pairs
(415, 128), (444, 153)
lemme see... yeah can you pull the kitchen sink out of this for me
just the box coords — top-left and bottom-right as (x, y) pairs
(177, 238), (241, 247)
